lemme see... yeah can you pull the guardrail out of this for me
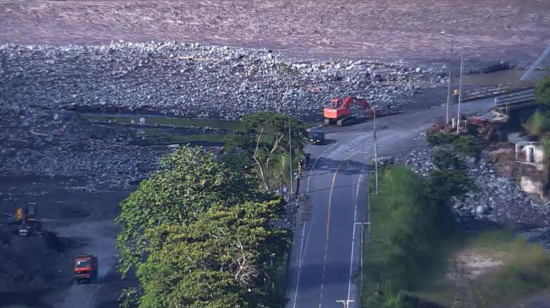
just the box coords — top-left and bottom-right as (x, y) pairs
(495, 89), (535, 106)
(462, 80), (536, 102)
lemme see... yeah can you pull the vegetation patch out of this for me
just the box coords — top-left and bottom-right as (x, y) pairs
(224, 112), (306, 192)
(427, 132), (480, 158)
(535, 75), (550, 107)
(415, 231), (550, 308)
(363, 164), (550, 308)
(116, 145), (290, 308)
(524, 109), (550, 137)
(362, 166), (457, 308)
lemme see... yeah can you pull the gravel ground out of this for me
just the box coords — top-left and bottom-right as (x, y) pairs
(0, 0), (549, 61)
(0, 42), (442, 121)
(376, 147), (550, 229)
(0, 107), (166, 192)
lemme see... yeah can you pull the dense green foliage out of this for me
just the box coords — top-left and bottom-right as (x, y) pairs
(525, 109), (550, 136)
(363, 167), (457, 308)
(116, 146), (290, 308)
(116, 146), (257, 276)
(432, 150), (465, 170)
(426, 131), (458, 146)
(137, 200), (290, 308)
(535, 75), (550, 107)
(224, 112), (306, 191)
(426, 132), (480, 157)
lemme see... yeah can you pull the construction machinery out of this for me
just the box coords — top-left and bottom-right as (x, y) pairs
(75, 254), (98, 284)
(323, 96), (373, 126)
(14, 203), (38, 236)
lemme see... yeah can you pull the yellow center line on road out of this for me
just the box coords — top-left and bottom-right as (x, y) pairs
(319, 149), (361, 307)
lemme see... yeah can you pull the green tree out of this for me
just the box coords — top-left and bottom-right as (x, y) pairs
(134, 198), (290, 308)
(427, 169), (472, 205)
(535, 75), (550, 107)
(116, 146), (257, 277)
(224, 112), (306, 191)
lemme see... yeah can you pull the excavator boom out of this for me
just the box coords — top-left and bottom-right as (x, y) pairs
(323, 96), (370, 126)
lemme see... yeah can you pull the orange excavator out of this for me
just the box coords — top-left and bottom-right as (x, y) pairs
(323, 96), (374, 126)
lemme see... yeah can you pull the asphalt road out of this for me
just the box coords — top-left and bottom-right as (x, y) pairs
(286, 97), (495, 308)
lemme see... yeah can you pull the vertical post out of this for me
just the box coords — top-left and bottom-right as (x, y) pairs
(457, 47), (464, 134)
(446, 38), (454, 125)
(288, 117), (293, 195)
(373, 109), (379, 194)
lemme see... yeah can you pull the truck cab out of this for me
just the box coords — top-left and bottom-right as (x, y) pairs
(75, 254), (98, 284)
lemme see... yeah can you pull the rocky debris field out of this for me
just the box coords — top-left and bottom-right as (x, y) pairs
(376, 147), (550, 228)
(0, 42), (443, 121)
(1, 0), (548, 61)
(0, 106), (166, 192)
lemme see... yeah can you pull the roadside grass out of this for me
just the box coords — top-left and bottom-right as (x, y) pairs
(413, 231), (550, 307)
(275, 253), (288, 301)
(362, 166), (458, 308)
(362, 166), (550, 308)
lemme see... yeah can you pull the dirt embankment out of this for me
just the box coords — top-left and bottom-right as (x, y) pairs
(1, 0), (549, 61)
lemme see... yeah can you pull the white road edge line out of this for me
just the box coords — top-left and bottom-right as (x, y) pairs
(292, 141), (339, 308)
(347, 163), (365, 304)
(293, 130), (394, 308)
(292, 223), (307, 308)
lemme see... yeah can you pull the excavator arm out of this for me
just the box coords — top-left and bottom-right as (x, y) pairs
(340, 96), (369, 109)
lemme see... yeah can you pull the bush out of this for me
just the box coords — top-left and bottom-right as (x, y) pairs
(427, 169), (473, 205)
(363, 167), (457, 308)
(535, 75), (550, 107)
(433, 150), (464, 170)
(452, 135), (480, 157)
(525, 110), (550, 136)
(426, 132), (458, 146)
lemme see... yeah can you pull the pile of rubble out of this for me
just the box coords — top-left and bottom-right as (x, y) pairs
(0, 107), (166, 191)
(451, 158), (549, 225)
(0, 42), (443, 120)
(0, 216), (72, 293)
(375, 148), (549, 226)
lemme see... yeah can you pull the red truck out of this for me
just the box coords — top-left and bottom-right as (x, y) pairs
(74, 254), (98, 284)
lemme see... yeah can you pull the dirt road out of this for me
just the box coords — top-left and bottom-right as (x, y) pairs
(1, 0), (549, 61)
(54, 220), (119, 308)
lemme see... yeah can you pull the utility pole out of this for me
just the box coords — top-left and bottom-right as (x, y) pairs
(288, 116), (293, 195)
(441, 31), (455, 125)
(373, 108), (379, 195)
(456, 47), (464, 134)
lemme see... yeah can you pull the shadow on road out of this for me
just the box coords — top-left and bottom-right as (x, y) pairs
(308, 156), (368, 177)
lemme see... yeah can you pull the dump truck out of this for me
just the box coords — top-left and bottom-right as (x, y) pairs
(74, 254), (98, 284)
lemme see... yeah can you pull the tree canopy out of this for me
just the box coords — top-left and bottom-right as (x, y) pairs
(137, 199), (289, 308)
(116, 145), (290, 308)
(224, 112), (307, 191)
(116, 146), (258, 276)
(535, 75), (550, 107)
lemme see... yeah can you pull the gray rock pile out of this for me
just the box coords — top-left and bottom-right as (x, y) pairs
(451, 158), (549, 224)
(378, 147), (549, 226)
(0, 42), (440, 120)
(521, 227), (550, 250)
(0, 107), (165, 191)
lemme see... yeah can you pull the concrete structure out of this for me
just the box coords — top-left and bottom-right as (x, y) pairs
(514, 141), (546, 198)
